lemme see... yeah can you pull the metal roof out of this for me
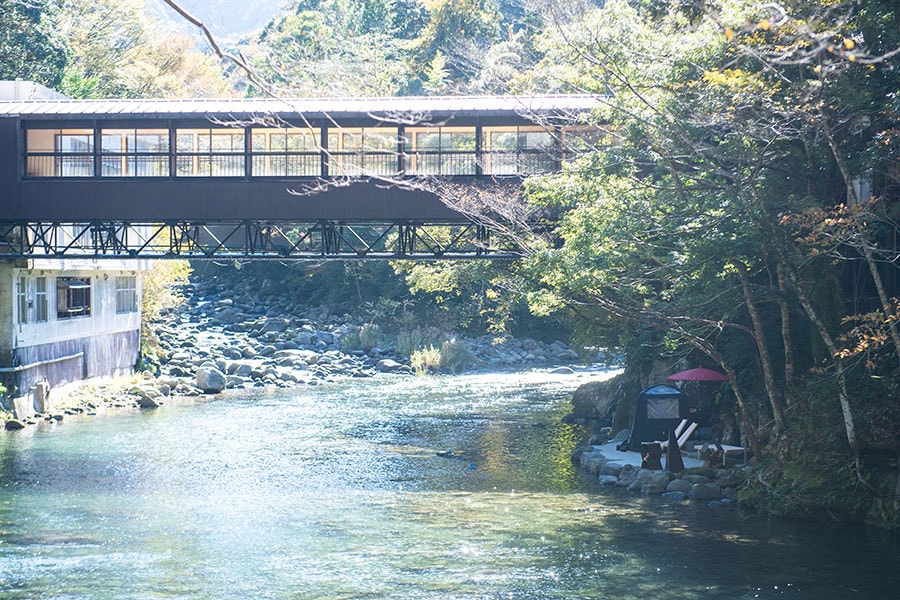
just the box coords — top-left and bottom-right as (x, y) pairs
(0, 95), (599, 120)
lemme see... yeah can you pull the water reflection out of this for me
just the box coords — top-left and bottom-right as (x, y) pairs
(1, 370), (898, 599)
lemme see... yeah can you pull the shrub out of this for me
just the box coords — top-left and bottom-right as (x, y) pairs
(411, 345), (441, 375)
(396, 326), (446, 356)
(341, 323), (382, 352)
(438, 338), (474, 372)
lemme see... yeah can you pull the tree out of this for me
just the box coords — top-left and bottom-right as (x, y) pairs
(57, 0), (231, 99)
(0, 0), (68, 89)
(489, 0), (900, 454)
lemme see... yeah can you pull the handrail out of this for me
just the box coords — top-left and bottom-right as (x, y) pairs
(0, 352), (84, 373)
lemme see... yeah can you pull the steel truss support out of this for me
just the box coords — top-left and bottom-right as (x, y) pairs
(0, 220), (520, 260)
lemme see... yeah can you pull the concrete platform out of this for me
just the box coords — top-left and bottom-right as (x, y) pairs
(592, 440), (706, 470)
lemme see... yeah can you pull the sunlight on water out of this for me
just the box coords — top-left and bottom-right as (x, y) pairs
(1, 369), (898, 599)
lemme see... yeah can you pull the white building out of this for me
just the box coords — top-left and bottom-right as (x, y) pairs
(0, 82), (149, 417)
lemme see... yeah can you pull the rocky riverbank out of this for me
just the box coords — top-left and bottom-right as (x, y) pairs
(573, 441), (749, 506)
(141, 278), (583, 399)
(5, 276), (588, 427)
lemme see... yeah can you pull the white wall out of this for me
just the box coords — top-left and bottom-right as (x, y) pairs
(13, 266), (143, 350)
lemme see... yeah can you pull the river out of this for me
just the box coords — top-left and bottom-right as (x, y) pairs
(1, 370), (898, 599)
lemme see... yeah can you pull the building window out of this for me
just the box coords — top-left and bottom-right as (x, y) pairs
(101, 129), (169, 177)
(115, 276), (138, 314)
(57, 277), (91, 319)
(405, 127), (477, 175)
(16, 276), (27, 324)
(25, 128), (95, 177)
(251, 128), (320, 176)
(35, 277), (48, 322)
(175, 128), (245, 177)
(327, 127), (398, 176)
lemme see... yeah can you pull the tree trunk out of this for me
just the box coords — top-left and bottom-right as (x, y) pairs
(776, 263), (796, 395)
(685, 337), (762, 459)
(823, 121), (900, 369)
(735, 260), (785, 433)
(780, 258), (859, 451)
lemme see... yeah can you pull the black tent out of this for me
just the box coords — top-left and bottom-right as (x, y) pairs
(621, 385), (689, 450)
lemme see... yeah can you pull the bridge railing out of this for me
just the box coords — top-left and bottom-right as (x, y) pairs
(21, 123), (581, 180)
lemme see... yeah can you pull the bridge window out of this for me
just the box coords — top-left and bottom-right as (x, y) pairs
(175, 128), (245, 177)
(101, 129), (169, 177)
(26, 128), (95, 177)
(57, 277), (91, 320)
(405, 127), (477, 175)
(251, 128), (320, 177)
(482, 126), (557, 175)
(327, 127), (398, 177)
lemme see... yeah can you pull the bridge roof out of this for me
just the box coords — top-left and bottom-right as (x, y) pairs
(0, 95), (599, 120)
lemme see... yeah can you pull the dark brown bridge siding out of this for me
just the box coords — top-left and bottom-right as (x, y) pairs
(13, 179), (464, 222)
(0, 119), (20, 212)
(0, 117), (467, 222)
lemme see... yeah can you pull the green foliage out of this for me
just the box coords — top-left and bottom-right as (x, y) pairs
(422, 51), (450, 94)
(246, 0), (409, 95)
(0, 0), (68, 89)
(54, 0), (231, 99)
(396, 326), (447, 357)
(741, 378), (900, 528)
(340, 323), (382, 352)
(437, 337), (474, 372)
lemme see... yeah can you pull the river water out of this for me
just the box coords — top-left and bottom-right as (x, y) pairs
(1, 370), (898, 599)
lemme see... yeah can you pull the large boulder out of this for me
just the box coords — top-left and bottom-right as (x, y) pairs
(375, 359), (406, 373)
(570, 379), (618, 419)
(195, 364), (227, 393)
(666, 478), (694, 495)
(132, 386), (161, 409)
(642, 471), (673, 494)
(689, 483), (724, 500)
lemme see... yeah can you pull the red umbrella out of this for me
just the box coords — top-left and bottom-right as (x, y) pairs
(667, 367), (730, 382)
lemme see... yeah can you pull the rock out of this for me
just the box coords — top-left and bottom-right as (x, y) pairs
(550, 366), (575, 375)
(716, 468), (749, 489)
(570, 381), (602, 417)
(681, 467), (719, 480)
(134, 388), (161, 409)
(195, 365), (227, 393)
(689, 483), (723, 500)
(642, 471), (672, 494)
(223, 347), (243, 360)
(261, 318), (289, 333)
(571, 445), (591, 462)
(666, 479), (694, 494)
(375, 359), (406, 373)
(682, 474), (713, 485)
(600, 462), (625, 477)
(599, 475), (619, 485)
(580, 450), (608, 473)
(4, 419), (26, 430)
(214, 308), (244, 324)
(626, 480), (643, 492)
